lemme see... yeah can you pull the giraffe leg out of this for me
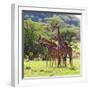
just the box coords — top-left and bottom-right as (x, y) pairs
(46, 56), (49, 67)
(58, 56), (61, 67)
(69, 49), (73, 67)
(70, 56), (73, 67)
(63, 56), (67, 67)
(55, 60), (57, 67)
(50, 58), (53, 67)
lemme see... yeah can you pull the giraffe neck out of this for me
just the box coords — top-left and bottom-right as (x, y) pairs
(42, 38), (57, 47)
(57, 28), (63, 45)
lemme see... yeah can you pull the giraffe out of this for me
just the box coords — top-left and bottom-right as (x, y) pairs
(38, 37), (61, 67)
(38, 36), (73, 67)
(57, 26), (73, 67)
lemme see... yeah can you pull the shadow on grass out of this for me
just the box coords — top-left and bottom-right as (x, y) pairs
(69, 66), (76, 70)
(40, 69), (45, 72)
(49, 73), (55, 76)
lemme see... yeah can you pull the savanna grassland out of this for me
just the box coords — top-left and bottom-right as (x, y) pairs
(24, 58), (80, 77)
(23, 11), (80, 78)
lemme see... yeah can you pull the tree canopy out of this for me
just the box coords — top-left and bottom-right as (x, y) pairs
(24, 16), (80, 59)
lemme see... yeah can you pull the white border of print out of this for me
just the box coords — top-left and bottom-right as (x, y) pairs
(11, 3), (87, 87)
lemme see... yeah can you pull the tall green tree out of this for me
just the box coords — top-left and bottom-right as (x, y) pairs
(45, 16), (65, 45)
(24, 19), (48, 59)
(60, 28), (79, 44)
(45, 16), (79, 45)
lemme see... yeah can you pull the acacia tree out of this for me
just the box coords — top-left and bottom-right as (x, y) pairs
(45, 16), (65, 45)
(45, 16), (78, 45)
(60, 28), (78, 44)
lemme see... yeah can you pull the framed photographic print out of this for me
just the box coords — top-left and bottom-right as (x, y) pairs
(11, 4), (87, 87)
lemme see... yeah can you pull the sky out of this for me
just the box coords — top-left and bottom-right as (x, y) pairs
(22, 10), (80, 26)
